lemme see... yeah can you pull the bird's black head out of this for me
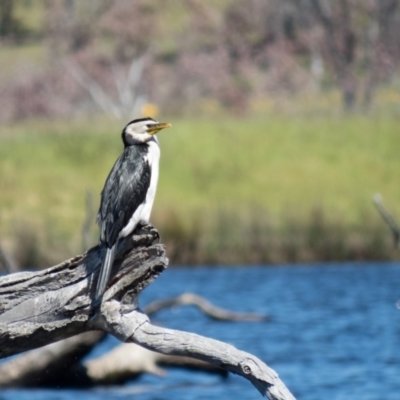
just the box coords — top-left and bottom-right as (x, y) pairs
(122, 117), (171, 147)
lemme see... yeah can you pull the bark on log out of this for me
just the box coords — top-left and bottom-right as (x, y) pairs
(0, 226), (295, 400)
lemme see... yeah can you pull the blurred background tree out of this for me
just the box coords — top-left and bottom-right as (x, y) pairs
(299, 0), (400, 111)
(1, 0), (399, 121)
(0, 0), (29, 39)
(1, 0), (400, 268)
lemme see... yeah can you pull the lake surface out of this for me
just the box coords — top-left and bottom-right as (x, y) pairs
(2, 263), (400, 400)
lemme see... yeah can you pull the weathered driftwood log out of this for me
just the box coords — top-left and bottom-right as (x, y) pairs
(0, 291), (263, 387)
(0, 225), (295, 400)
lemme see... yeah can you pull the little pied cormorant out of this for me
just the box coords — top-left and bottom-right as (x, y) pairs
(95, 117), (171, 299)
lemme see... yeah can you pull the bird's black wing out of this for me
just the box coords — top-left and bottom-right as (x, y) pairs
(97, 145), (151, 248)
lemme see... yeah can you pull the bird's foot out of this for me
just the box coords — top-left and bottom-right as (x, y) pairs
(136, 220), (148, 230)
(136, 221), (160, 243)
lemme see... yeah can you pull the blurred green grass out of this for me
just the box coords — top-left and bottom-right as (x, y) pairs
(159, 114), (400, 227)
(0, 114), (399, 266)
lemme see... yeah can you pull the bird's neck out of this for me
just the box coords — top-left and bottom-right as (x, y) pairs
(124, 136), (158, 149)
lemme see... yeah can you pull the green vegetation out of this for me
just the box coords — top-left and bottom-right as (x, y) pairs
(0, 114), (399, 267)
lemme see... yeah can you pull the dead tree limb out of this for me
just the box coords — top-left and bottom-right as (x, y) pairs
(0, 236), (17, 273)
(373, 193), (400, 249)
(0, 226), (295, 399)
(145, 292), (269, 322)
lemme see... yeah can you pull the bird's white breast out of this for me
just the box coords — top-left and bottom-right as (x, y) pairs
(119, 139), (160, 238)
(142, 139), (160, 221)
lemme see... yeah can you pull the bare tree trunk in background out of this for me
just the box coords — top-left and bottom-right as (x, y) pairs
(0, 0), (15, 37)
(362, 0), (399, 110)
(303, 0), (400, 112)
(307, 0), (357, 112)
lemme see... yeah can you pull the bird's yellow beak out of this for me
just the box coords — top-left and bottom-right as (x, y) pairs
(148, 122), (171, 135)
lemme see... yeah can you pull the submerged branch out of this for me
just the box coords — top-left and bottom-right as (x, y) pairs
(145, 292), (269, 321)
(0, 332), (106, 387)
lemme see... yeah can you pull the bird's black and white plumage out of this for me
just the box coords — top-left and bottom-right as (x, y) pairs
(95, 117), (171, 299)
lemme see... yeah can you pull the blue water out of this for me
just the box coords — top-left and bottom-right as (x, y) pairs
(2, 263), (400, 400)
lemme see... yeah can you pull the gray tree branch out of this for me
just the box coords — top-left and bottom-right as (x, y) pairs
(64, 51), (149, 120)
(64, 59), (123, 119)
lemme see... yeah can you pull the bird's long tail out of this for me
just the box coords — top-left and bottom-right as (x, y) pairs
(95, 244), (117, 300)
